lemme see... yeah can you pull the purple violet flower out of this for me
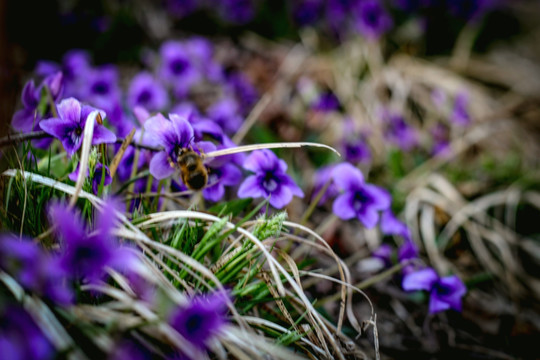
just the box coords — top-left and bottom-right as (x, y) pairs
(293, 0), (324, 26)
(11, 80), (41, 133)
(430, 123), (451, 156)
(238, 149), (304, 209)
(203, 163), (243, 202)
(206, 97), (243, 134)
(127, 72), (168, 111)
(331, 163), (391, 228)
(166, 0), (199, 18)
(0, 305), (55, 360)
(0, 234), (73, 305)
(343, 138), (371, 164)
(354, 0), (393, 40)
(450, 91), (471, 126)
(311, 91), (340, 113)
(50, 200), (134, 282)
(398, 239), (419, 264)
(380, 209), (411, 240)
(216, 0), (257, 24)
(402, 267), (467, 313)
(225, 72), (258, 113)
(169, 291), (229, 350)
(144, 113), (195, 180)
(311, 165), (339, 205)
(383, 111), (418, 151)
(160, 41), (200, 98)
(81, 65), (122, 113)
(372, 243), (393, 267)
(11, 72), (63, 137)
(39, 98), (116, 156)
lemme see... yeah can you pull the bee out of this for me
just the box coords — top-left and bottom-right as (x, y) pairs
(171, 142), (341, 191)
(177, 148), (208, 191)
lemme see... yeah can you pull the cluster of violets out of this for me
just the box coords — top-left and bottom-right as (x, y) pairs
(0, 200), (230, 359)
(165, 0), (503, 40)
(310, 161), (467, 314)
(293, 0), (503, 39)
(374, 213), (467, 314)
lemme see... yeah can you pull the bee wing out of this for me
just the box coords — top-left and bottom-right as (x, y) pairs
(202, 142), (341, 159)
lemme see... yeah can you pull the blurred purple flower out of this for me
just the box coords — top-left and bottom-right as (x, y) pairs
(81, 65), (122, 112)
(11, 72), (63, 140)
(203, 163), (243, 202)
(11, 80), (41, 133)
(0, 305), (55, 360)
(50, 200), (134, 282)
(238, 149), (304, 209)
(144, 113), (194, 179)
(354, 0), (393, 40)
(372, 243), (393, 267)
(69, 162), (112, 194)
(398, 239), (419, 263)
(166, 0), (199, 18)
(116, 129), (154, 182)
(447, 0), (497, 20)
(169, 291), (229, 350)
(207, 97), (243, 134)
(380, 209), (410, 240)
(160, 41), (200, 98)
(293, 0), (324, 26)
(39, 98), (116, 156)
(225, 72), (258, 113)
(216, 0), (257, 24)
(35, 50), (91, 99)
(343, 138), (371, 164)
(402, 267), (467, 313)
(430, 123), (451, 156)
(311, 164), (339, 205)
(127, 72), (168, 111)
(383, 112), (418, 150)
(311, 91), (340, 113)
(0, 234), (73, 305)
(325, 0), (352, 28)
(331, 163), (391, 228)
(450, 91), (471, 126)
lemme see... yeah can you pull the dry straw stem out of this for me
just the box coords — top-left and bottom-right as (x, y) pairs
(405, 173), (540, 299)
(109, 127), (135, 178)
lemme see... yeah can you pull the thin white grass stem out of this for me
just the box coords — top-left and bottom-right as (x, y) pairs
(205, 141), (341, 158)
(70, 110), (97, 207)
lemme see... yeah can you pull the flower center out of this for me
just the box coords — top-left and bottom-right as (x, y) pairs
(186, 313), (204, 333)
(262, 172), (278, 192)
(434, 282), (452, 296)
(364, 7), (380, 26)
(353, 191), (369, 212)
(171, 59), (188, 75)
(137, 89), (152, 105)
(92, 81), (109, 95)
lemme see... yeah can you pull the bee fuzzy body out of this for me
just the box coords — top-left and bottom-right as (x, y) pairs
(177, 149), (208, 191)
